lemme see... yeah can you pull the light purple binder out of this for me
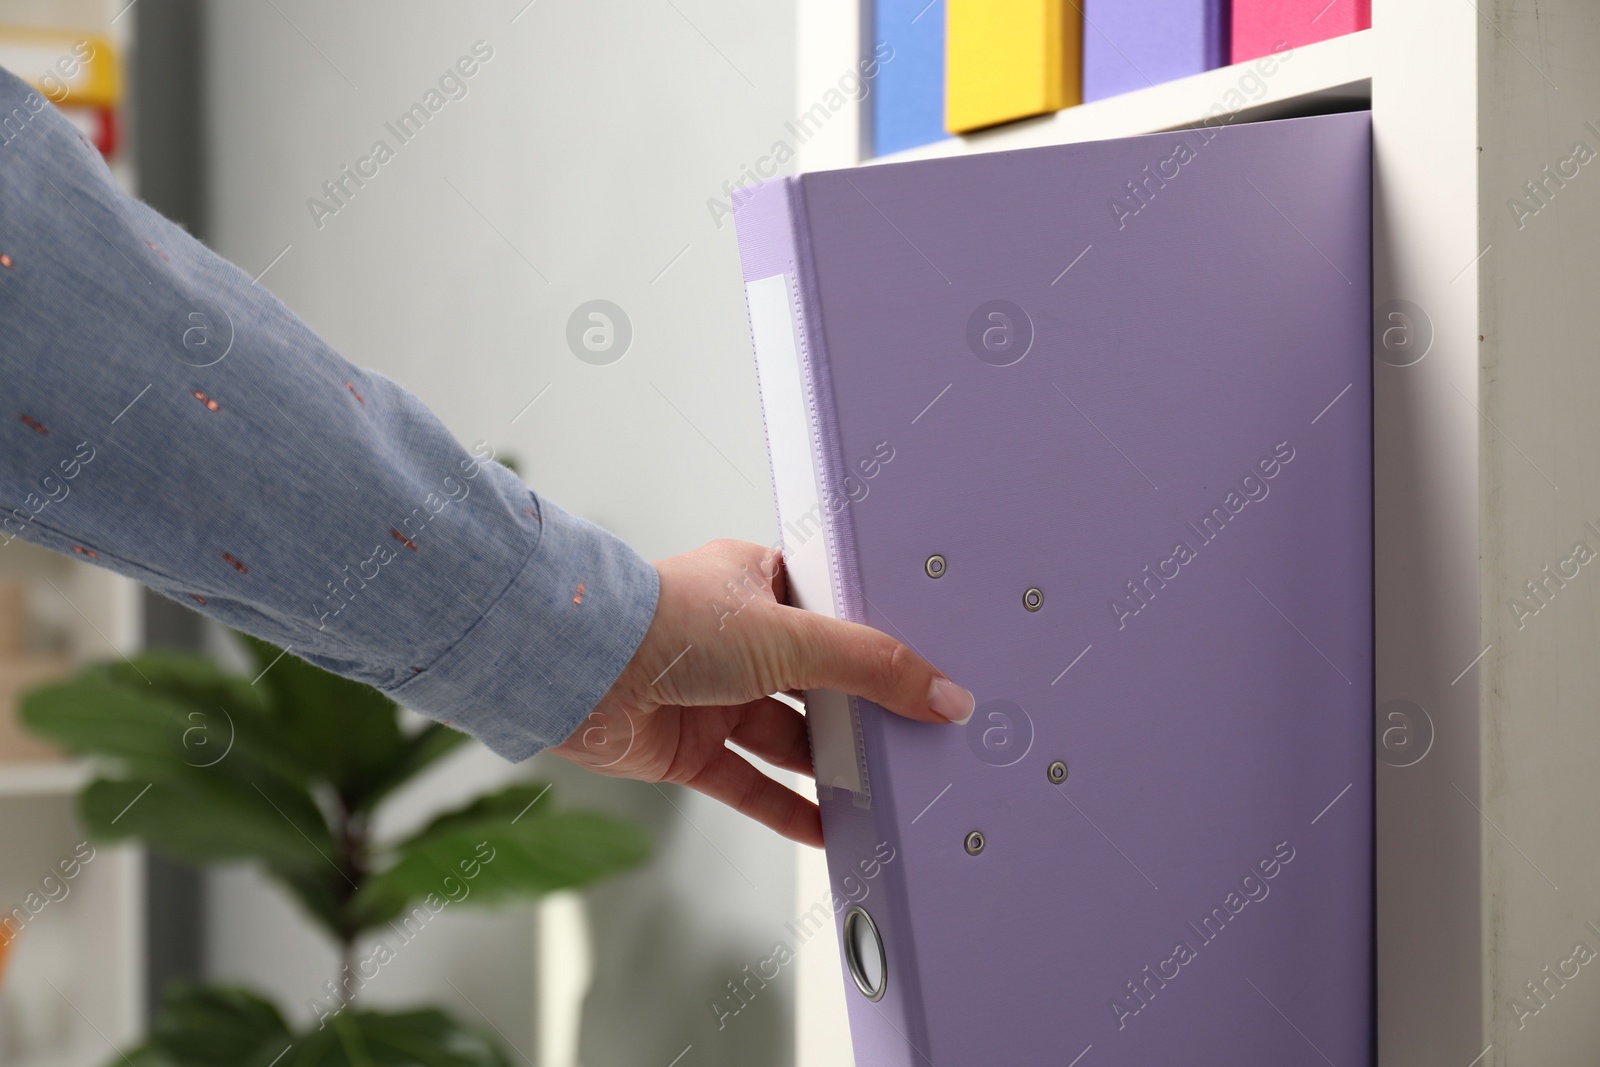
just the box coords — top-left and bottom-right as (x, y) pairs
(1083, 0), (1229, 102)
(734, 111), (1371, 1065)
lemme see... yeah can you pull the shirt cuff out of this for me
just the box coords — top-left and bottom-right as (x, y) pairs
(384, 496), (660, 761)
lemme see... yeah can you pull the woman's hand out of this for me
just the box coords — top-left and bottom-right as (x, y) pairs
(551, 539), (975, 847)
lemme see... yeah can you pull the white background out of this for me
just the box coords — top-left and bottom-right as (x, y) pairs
(201, 3), (804, 1064)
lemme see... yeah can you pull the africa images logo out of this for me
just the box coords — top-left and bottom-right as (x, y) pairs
(565, 300), (632, 366)
(966, 300), (1033, 367)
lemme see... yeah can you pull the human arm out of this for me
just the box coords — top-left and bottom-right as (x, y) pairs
(0, 66), (974, 842)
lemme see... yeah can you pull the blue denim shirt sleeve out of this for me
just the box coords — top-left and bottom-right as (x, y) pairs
(0, 69), (659, 761)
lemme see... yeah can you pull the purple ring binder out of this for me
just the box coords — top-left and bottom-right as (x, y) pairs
(1082, 0), (1229, 102)
(735, 111), (1373, 1065)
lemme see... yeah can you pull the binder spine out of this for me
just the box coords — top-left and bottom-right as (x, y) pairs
(737, 177), (928, 1067)
(790, 185), (876, 810)
(734, 177), (871, 808)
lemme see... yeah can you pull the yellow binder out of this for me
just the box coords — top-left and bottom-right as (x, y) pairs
(945, 0), (1080, 134)
(0, 27), (121, 108)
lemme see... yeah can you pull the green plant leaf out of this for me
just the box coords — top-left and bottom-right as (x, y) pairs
(29, 664), (355, 940)
(111, 983), (294, 1067)
(354, 723), (472, 815)
(284, 1009), (513, 1067)
(237, 636), (410, 804)
(350, 786), (649, 929)
(23, 672), (223, 774)
(104, 653), (269, 721)
(81, 773), (351, 941)
(101, 1047), (179, 1067)
(79, 775), (335, 871)
(24, 633), (650, 1005)
(101, 654), (308, 779)
(145, 983), (293, 1067)
(271, 865), (348, 940)
(406, 783), (558, 838)
(20, 669), (307, 789)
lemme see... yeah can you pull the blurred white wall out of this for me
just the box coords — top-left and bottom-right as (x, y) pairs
(199, 2), (800, 1064)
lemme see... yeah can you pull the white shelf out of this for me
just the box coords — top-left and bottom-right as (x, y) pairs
(0, 811), (143, 1066)
(872, 29), (1372, 165)
(0, 541), (141, 664)
(0, 762), (92, 799)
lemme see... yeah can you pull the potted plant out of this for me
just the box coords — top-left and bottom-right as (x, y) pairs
(21, 634), (648, 1066)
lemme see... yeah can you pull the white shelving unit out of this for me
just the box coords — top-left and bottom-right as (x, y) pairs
(0, 542), (144, 1067)
(0, 794), (143, 1067)
(0, 5), (143, 1065)
(792, 2), (1600, 1064)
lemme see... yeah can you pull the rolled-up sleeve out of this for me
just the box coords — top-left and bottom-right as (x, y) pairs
(0, 67), (658, 760)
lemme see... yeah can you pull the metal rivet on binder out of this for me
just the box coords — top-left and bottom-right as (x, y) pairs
(964, 830), (985, 856)
(925, 554), (946, 579)
(1048, 761), (1068, 784)
(1023, 587), (1043, 612)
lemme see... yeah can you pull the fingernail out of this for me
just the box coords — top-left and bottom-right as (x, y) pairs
(928, 677), (975, 725)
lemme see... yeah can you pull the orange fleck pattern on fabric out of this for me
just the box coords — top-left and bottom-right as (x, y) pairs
(391, 529), (418, 551)
(345, 382), (364, 404)
(221, 553), (248, 574)
(193, 391), (220, 412)
(19, 414), (46, 435)
(573, 582), (585, 606)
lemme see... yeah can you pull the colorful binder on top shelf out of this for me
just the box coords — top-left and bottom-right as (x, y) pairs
(1232, 0), (1370, 62)
(0, 27), (119, 108)
(945, 0), (1080, 134)
(0, 27), (121, 158)
(871, 0), (947, 157)
(1082, 0), (1227, 102)
(733, 111), (1373, 1064)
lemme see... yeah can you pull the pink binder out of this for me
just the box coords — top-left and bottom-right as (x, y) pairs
(734, 111), (1373, 1065)
(1232, 0), (1371, 63)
